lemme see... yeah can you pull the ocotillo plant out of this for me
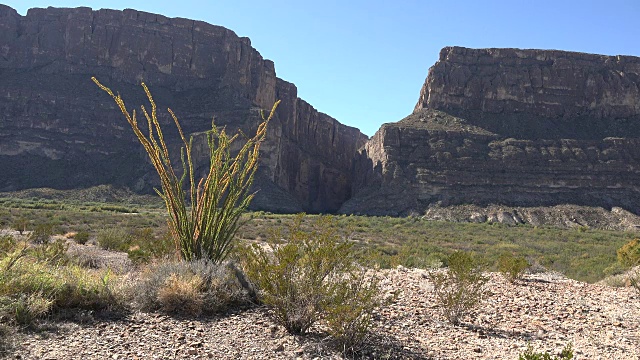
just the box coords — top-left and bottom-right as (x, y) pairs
(93, 77), (279, 263)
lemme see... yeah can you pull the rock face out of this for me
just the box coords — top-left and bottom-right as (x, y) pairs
(341, 46), (640, 216)
(0, 5), (367, 213)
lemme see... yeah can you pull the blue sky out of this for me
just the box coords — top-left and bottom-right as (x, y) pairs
(5, 1), (640, 136)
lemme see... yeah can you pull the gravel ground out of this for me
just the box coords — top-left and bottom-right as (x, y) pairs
(8, 268), (640, 359)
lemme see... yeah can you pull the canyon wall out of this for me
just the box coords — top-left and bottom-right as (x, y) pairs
(342, 47), (640, 216)
(0, 5), (367, 212)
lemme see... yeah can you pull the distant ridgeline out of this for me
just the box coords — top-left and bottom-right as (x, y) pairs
(1, 6), (639, 219)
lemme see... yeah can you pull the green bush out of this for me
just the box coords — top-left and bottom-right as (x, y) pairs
(11, 218), (28, 235)
(519, 343), (573, 360)
(72, 231), (90, 245)
(498, 252), (529, 282)
(97, 228), (131, 252)
(28, 223), (54, 244)
(126, 228), (175, 264)
(429, 251), (489, 325)
(603, 262), (626, 277)
(28, 238), (69, 266)
(242, 214), (385, 350)
(323, 269), (384, 350)
(97, 227), (175, 264)
(133, 259), (254, 316)
(0, 236), (16, 256)
(94, 78), (279, 263)
(617, 239), (640, 267)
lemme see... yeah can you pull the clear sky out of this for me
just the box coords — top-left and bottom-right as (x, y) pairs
(4, 1), (640, 136)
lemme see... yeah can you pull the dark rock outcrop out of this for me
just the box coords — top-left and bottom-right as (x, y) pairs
(342, 46), (640, 216)
(0, 5), (367, 213)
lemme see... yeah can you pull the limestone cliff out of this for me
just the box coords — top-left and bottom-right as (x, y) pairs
(0, 5), (367, 212)
(342, 47), (640, 216)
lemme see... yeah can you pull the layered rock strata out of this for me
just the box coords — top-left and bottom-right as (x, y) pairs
(342, 47), (640, 216)
(0, 5), (366, 212)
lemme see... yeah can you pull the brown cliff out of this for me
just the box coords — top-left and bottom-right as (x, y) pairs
(0, 5), (367, 213)
(342, 47), (640, 218)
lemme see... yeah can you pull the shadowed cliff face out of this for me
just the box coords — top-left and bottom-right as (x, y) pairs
(0, 5), (367, 213)
(342, 47), (640, 216)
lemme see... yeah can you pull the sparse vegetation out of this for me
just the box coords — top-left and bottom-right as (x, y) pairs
(11, 218), (28, 235)
(241, 214), (385, 350)
(498, 252), (529, 282)
(93, 78), (279, 263)
(629, 269), (640, 294)
(0, 197), (636, 357)
(616, 239), (640, 267)
(133, 259), (254, 316)
(28, 223), (54, 244)
(519, 343), (574, 360)
(429, 251), (489, 325)
(97, 227), (174, 264)
(72, 230), (90, 245)
(0, 235), (125, 328)
(97, 228), (130, 252)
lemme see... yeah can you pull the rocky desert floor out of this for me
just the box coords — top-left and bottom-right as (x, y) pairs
(7, 267), (640, 360)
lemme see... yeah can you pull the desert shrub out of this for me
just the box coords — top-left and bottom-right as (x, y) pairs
(242, 214), (385, 349)
(126, 228), (175, 264)
(97, 227), (175, 264)
(97, 228), (131, 252)
(72, 231), (90, 245)
(12, 218), (28, 235)
(323, 269), (385, 351)
(617, 239), (640, 267)
(134, 259), (254, 316)
(28, 223), (54, 244)
(519, 343), (573, 360)
(93, 78), (279, 263)
(603, 262), (626, 277)
(0, 236), (16, 255)
(498, 252), (529, 282)
(99, 205), (136, 213)
(629, 269), (640, 294)
(429, 251), (489, 325)
(28, 237), (69, 266)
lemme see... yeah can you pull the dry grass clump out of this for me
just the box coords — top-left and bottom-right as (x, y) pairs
(0, 234), (126, 327)
(157, 273), (205, 315)
(133, 259), (255, 316)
